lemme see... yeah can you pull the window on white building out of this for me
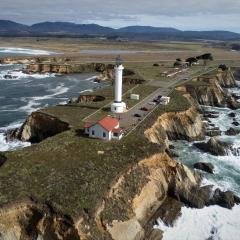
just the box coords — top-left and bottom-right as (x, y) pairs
(103, 132), (106, 138)
(92, 130), (95, 136)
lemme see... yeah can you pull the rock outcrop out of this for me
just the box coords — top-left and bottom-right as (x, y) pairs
(225, 127), (240, 136)
(176, 69), (239, 109)
(0, 200), (80, 240)
(145, 107), (205, 149)
(209, 188), (240, 209)
(0, 153), (7, 167)
(95, 153), (203, 240)
(194, 137), (240, 156)
(6, 112), (70, 143)
(68, 95), (105, 104)
(216, 69), (236, 88)
(193, 162), (214, 174)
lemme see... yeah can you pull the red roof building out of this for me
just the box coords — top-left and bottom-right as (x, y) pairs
(84, 116), (123, 140)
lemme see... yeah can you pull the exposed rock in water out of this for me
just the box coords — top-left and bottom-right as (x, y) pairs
(225, 127), (240, 136)
(68, 95), (106, 104)
(170, 183), (212, 209)
(193, 162), (214, 174)
(206, 129), (222, 137)
(209, 189), (240, 209)
(147, 229), (163, 240)
(6, 112), (70, 143)
(203, 113), (219, 119)
(0, 153), (7, 167)
(228, 112), (236, 118)
(194, 137), (232, 156)
(153, 197), (182, 227)
(195, 137), (240, 156)
(232, 121), (240, 126)
(3, 74), (17, 79)
(226, 96), (240, 110)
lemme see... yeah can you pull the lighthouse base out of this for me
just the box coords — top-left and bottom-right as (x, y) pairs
(111, 102), (126, 113)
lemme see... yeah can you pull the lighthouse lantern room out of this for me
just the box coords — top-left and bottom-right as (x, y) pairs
(111, 56), (126, 113)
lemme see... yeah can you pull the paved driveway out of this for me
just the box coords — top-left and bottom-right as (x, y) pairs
(112, 67), (216, 134)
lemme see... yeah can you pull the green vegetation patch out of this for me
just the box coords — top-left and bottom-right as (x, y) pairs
(1, 127), (160, 217)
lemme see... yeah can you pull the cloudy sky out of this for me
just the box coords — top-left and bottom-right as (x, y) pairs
(1, 0), (240, 32)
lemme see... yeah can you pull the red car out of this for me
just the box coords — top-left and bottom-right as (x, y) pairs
(140, 107), (149, 111)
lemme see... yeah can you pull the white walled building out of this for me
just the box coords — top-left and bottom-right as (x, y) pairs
(111, 56), (126, 113)
(84, 116), (123, 140)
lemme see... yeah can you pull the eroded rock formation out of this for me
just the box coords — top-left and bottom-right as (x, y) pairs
(0, 200), (80, 240)
(6, 112), (70, 143)
(145, 106), (205, 149)
(176, 69), (239, 109)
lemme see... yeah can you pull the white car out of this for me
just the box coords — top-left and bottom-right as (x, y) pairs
(148, 102), (157, 106)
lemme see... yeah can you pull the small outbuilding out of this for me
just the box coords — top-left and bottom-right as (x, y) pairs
(84, 116), (123, 140)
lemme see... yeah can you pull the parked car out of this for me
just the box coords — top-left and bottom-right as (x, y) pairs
(148, 102), (157, 106)
(134, 113), (141, 117)
(140, 107), (149, 111)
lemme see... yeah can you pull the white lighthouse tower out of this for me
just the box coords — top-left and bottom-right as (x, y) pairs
(111, 56), (126, 113)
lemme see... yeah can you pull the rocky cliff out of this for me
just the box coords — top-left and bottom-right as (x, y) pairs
(0, 200), (80, 240)
(6, 112), (70, 143)
(0, 151), (237, 240)
(1, 68), (239, 240)
(0, 153), (203, 240)
(145, 106), (204, 148)
(25, 62), (115, 76)
(95, 153), (201, 240)
(176, 69), (239, 108)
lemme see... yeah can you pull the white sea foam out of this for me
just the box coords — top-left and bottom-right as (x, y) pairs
(0, 47), (57, 55)
(85, 76), (97, 82)
(79, 89), (93, 94)
(155, 205), (240, 240)
(18, 84), (69, 113)
(0, 122), (31, 152)
(0, 70), (56, 81)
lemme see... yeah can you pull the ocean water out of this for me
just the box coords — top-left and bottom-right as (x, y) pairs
(156, 93), (240, 239)
(0, 47), (59, 57)
(0, 48), (106, 151)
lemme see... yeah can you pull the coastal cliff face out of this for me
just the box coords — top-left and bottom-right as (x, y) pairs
(1, 68), (239, 240)
(94, 153), (201, 240)
(25, 62), (115, 76)
(145, 106), (204, 147)
(0, 153), (201, 240)
(0, 200), (80, 240)
(176, 69), (237, 108)
(7, 112), (70, 143)
(216, 69), (236, 88)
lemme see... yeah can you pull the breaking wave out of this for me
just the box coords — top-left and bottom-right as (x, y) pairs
(0, 47), (58, 55)
(0, 122), (31, 152)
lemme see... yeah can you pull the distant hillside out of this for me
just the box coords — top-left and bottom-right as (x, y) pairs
(0, 20), (30, 35)
(0, 20), (240, 41)
(31, 22), (113, 35)
(117, 26), (181, 33)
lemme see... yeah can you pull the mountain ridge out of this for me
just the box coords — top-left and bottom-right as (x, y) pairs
(0, 20), (240, 40)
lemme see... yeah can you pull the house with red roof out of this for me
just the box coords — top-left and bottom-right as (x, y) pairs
(84, 116), (123, 140)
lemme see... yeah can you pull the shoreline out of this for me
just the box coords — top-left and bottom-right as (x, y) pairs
(0, 56), (240, 239)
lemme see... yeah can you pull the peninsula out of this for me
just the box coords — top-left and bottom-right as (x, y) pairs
(0, 38), (240, 240)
